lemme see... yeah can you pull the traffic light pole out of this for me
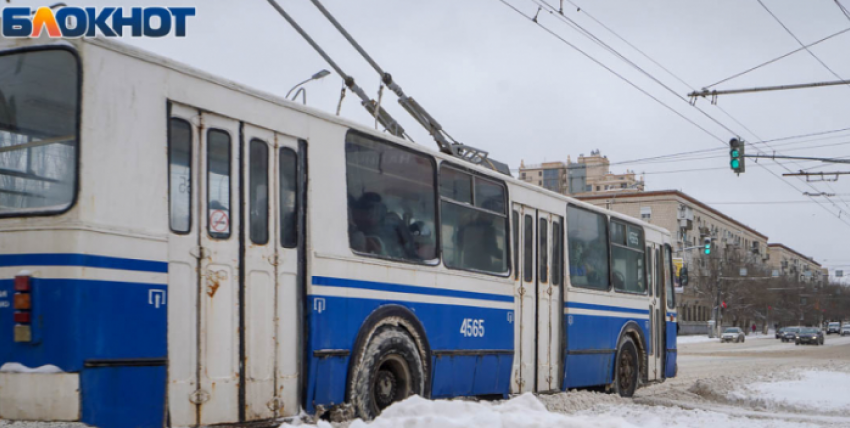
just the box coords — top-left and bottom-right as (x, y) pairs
(744, 154), (850, 164)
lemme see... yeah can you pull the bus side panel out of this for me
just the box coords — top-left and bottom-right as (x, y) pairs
(563, 310), (650, 389)
(305, 278), (514, 412)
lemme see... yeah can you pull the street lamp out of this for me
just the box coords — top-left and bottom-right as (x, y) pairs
(285, 69), (332, 105)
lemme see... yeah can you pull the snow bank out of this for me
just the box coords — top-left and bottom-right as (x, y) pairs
(731, 370), (850, 415)
(0, 362), (64, 373)
(282, 394), (639, 428)
(283, 390), (827, 428)
(678, 332), (773, 344)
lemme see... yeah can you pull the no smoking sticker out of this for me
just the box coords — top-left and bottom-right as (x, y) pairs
(209, 209), (229, 234)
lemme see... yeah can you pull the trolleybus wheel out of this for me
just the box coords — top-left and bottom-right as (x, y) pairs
(613, 336), (639, 398)
(350, 326), (424, 419)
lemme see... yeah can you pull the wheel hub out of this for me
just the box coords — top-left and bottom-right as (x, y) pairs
(619, 351), (634, 391)
(374, 369), (398, 409)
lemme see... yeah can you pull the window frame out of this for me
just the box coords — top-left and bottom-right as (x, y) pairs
(206, 128), (232, 240)
(168, 117), (193, 235)
(665, 243), (676, 309)
(566, 203), (611, 291)
(0, 45), (82, 220)
(438, 162), (511, 277)
(344, 130), (440, 266)
(609, 218), (648, 295)
(279, 146), (299, 249)
(249, 138), (270, 245)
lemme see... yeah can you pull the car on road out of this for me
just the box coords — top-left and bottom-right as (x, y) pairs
(721, 327), (746, 343)
(827, 322), (841, 335)
(842, 324), (850, 337)
(775, 327), (786, 339)
(795, 327), (824, 346)
(781, 327), (802, 342)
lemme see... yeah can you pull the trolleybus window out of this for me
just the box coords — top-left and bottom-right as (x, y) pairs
(207, 129), (231, 239)
(523, 214), (533, 282)
(665, 245), (675, 309)
(610, 220), (645, 293)
(646, 247), (653, 296)
(279, 147), (298, 248)
(539, 218), (548, 283)
(567, 205), (609, 290)
(439, 166), (472, 204)
(552, 220), (563, 286)
(249, 139), (269, 245)
(169, 118), (192, 233)
(513, 210), (519, 280)
(345, 132), (437, 262)
(0, 49), (79, 215)
(440, 165), (508, 274)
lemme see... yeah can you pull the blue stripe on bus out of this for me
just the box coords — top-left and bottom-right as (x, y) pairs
(312, 276), (514, 303)
(565, 301), (650, 315)
(0, 253), (168, 273)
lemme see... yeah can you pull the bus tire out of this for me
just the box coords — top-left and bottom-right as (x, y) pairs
(350, 326), (425, 419)
(613, 336), (639, 398)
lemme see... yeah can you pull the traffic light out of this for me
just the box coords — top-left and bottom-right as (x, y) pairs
(730, 138), (745, 174)
(703, 237), (712, 255)
(680, 265), (689, 286)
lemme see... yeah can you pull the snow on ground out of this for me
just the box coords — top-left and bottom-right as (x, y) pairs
(730, 370), (850, 415)
(283, 391), (828, 428)
(677, 332), (774, 344)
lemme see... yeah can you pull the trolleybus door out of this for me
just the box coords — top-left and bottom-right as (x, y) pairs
(167, 103), (202, 428)
(242, 124), (277, 421)
(657, 246), (667, 380)
(197, 112), (242, 425)
(648, 244), (662, 380)
(272, 133), (302, 418)
(512, 204), (536, 394)
(535, 211), (563, 393)
(241, 126), (302, 420)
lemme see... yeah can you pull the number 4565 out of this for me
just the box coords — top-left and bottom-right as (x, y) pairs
(460, 318), (485, 337)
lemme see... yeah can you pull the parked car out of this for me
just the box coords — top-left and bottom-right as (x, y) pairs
(796, 327), (824, 346)
(827, 322), (841, 335)
(775, 327), (786, 339)
(782, 327), (801, 342)
(721, 327), (746, 343)
(842, 324), (850, 337)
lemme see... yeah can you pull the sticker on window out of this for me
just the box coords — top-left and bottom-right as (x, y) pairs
(209, 209), (230, 234)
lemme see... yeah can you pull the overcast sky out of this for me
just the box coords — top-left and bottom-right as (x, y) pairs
(50, 0), (850, 277)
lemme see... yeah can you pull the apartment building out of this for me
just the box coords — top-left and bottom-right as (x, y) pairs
(766, 243), (828, 285)
(518, 150), (644, 196)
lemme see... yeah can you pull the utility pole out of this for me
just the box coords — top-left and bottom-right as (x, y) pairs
(688, 78), (850, 103)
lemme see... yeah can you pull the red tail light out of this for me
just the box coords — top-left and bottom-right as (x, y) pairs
(14, 275), (30, 292)
(13, 311), (31, 323)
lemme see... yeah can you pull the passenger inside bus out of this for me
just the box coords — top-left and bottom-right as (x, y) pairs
(349, 192), (418, 260)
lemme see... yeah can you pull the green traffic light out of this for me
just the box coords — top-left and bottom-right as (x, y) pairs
(731, 150), (739, 158)
(705, 245), (711, 255)
(731, 159), (740, 169)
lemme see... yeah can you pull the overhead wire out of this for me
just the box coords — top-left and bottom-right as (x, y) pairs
(752, 0), (850, 213)
(496, 0), (850, 228)
(704, 26), (850, 89)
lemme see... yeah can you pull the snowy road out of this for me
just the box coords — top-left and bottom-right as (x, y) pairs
(3, 334), (850, 427)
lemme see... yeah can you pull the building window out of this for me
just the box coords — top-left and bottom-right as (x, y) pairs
(521, 172), (526, 179)
(640, 206), (651, 221)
